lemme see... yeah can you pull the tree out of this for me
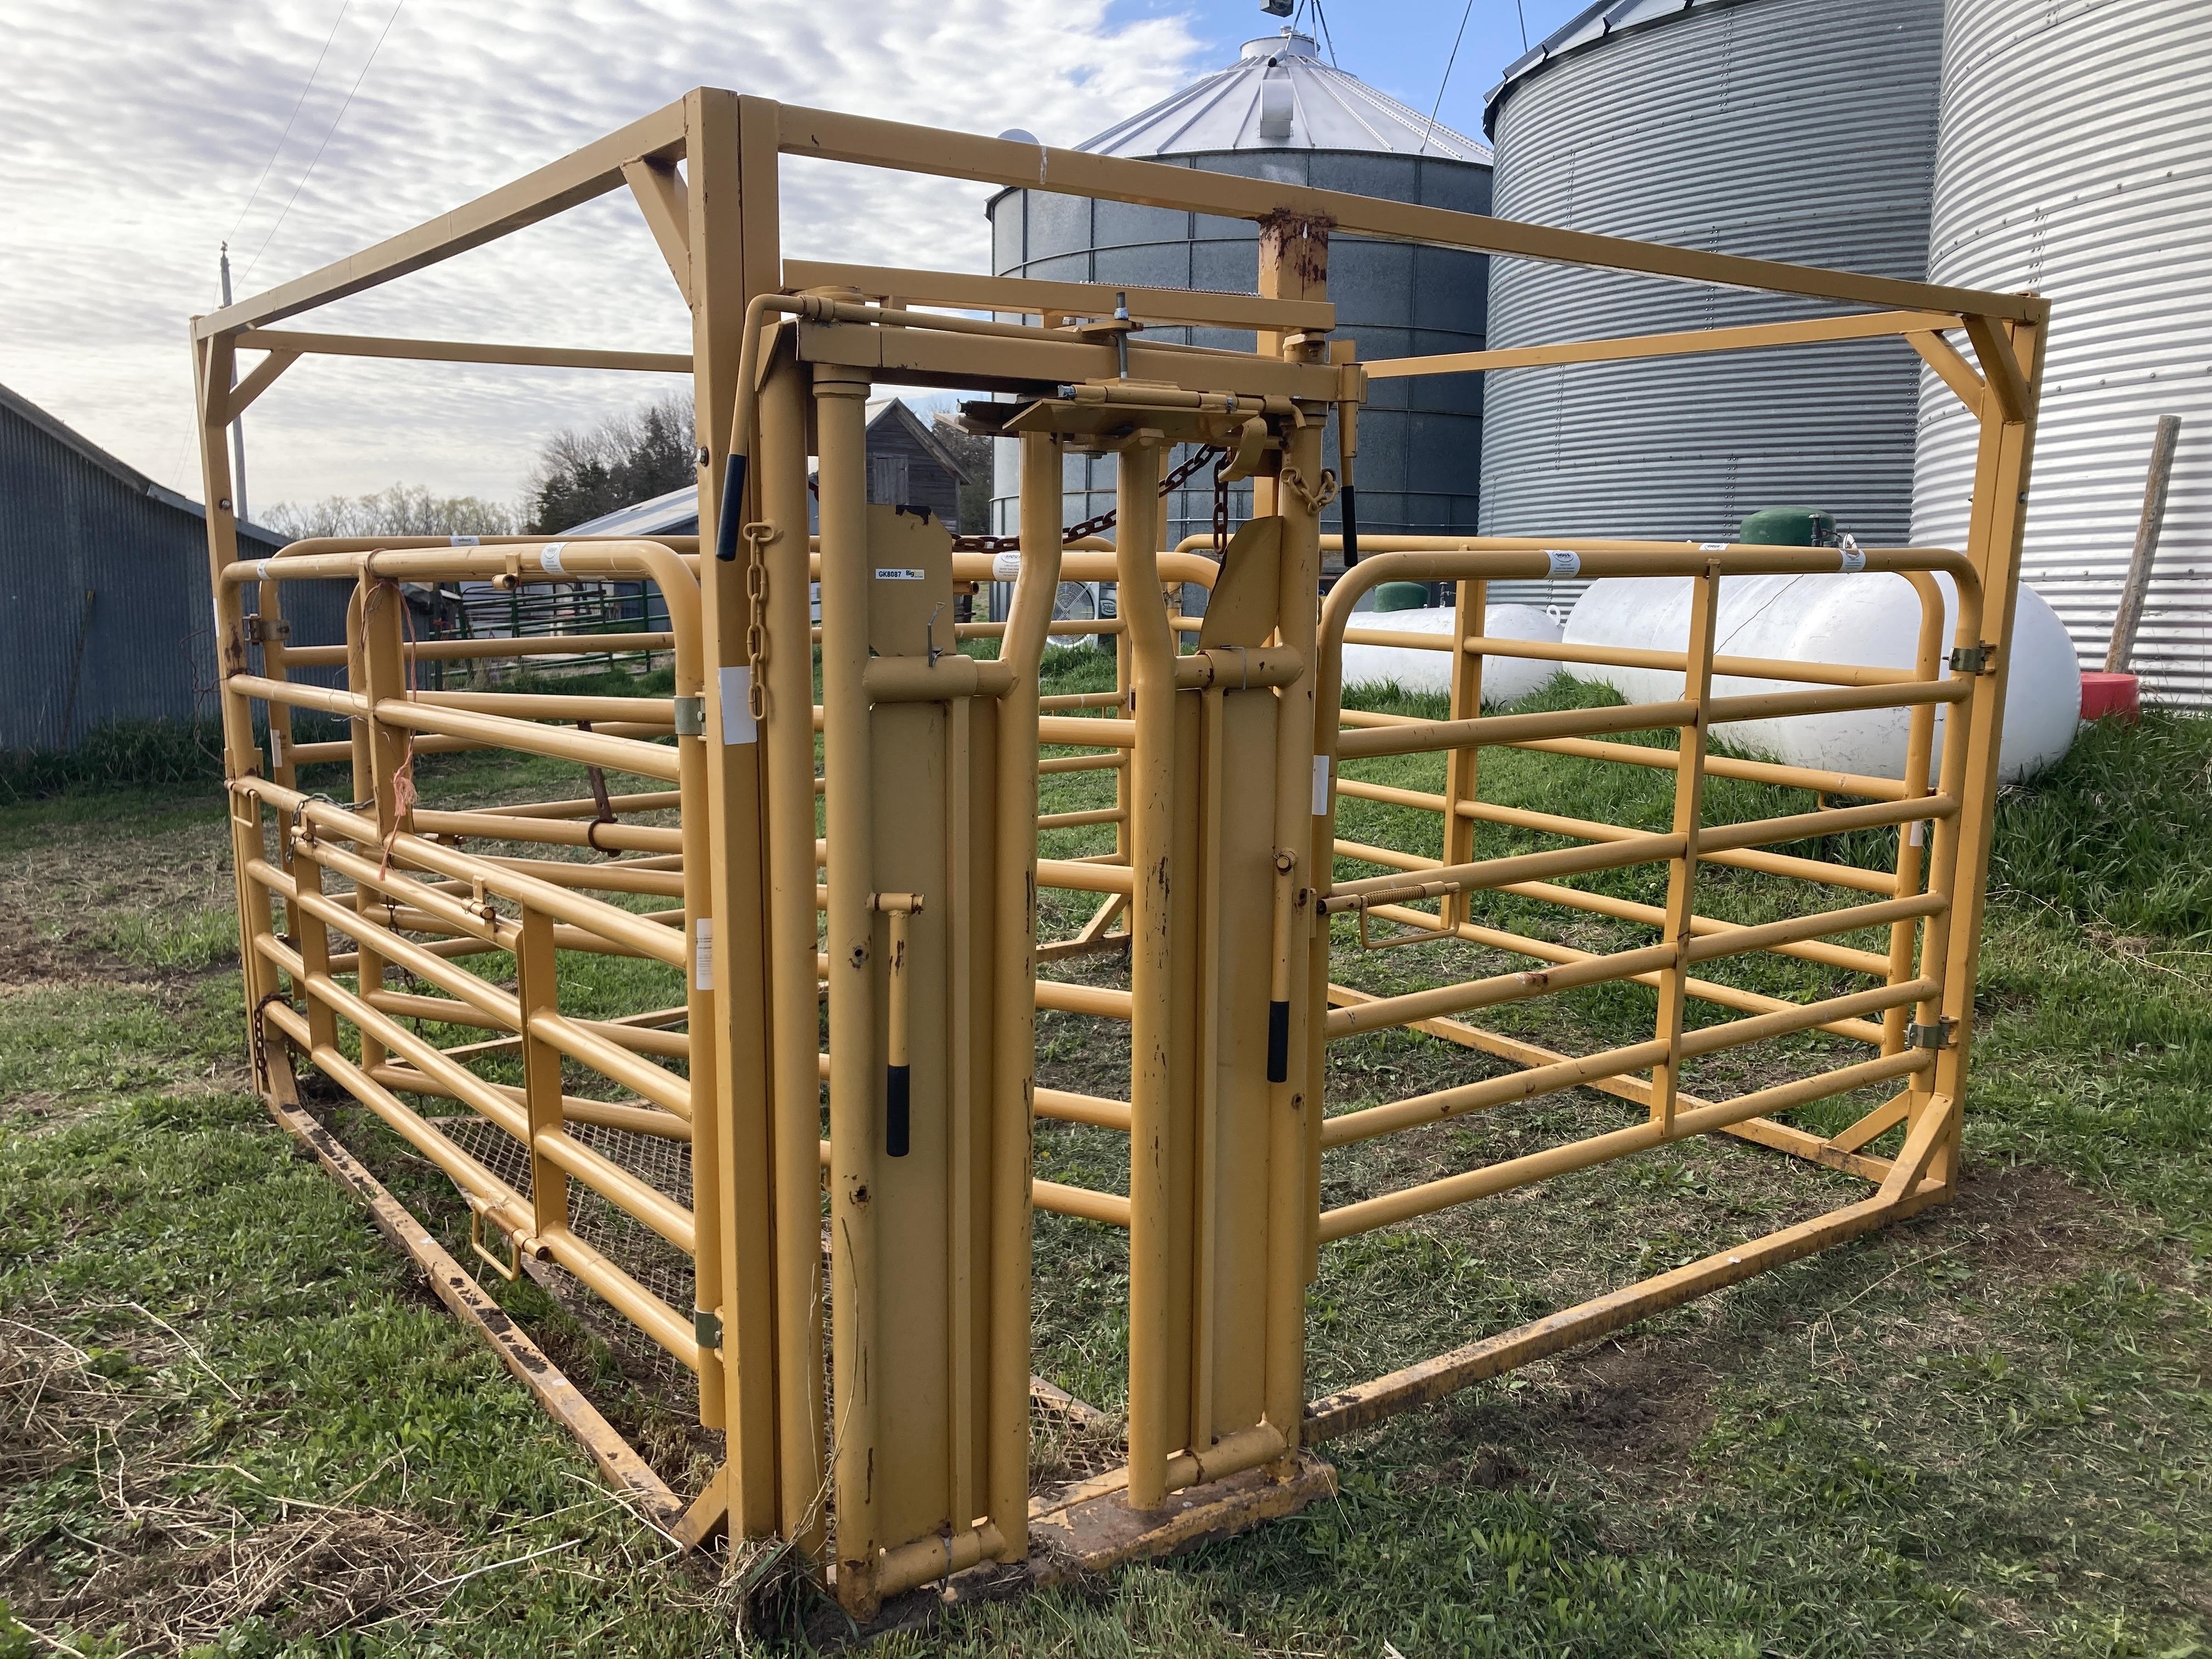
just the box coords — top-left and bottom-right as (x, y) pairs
(524, 393), (696, 533)
(261, 483), (516, 540)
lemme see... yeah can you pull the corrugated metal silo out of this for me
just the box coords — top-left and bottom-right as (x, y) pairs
(985, 28), (1493, 562)
(1477, 0), (1946, 608)
(1912, 0), (2212, 706)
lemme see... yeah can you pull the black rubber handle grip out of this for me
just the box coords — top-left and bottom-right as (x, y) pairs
(1266, 998), (1290, 1084)
(885, 1063), (911, 1158)
(1340, 481), (1359, 568)
(713, 453), (748, 562)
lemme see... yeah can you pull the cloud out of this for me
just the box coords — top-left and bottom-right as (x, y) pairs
(0, 0), (1204, 507)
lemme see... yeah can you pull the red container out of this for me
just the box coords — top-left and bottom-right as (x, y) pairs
(2079, 670), (2140, 723)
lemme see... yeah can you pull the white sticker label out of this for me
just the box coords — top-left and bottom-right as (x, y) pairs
(449, 534), (480, 546)
(719, 665), (758, 744)
(1838, 548), (1867, 573)
(1909, 819), (1927, 847)
(256, 560), (272, 582)
(269, 731), (283, 765)
(693, 916), (714, 990)
(1312, 754), (1332, 815)
(1545, 550), (1581, 578)
(539, 543), (567, 574)
(991, 551), (1023, 583)
(1699, 541), (1730, 552)
(874, 567), (925, 580)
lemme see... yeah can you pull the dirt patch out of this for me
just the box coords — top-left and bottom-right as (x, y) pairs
(1536, 1340), (1723, 1470)
(1940, 1160), (2118, 1286)
(12, 1508), (457, 1651)
(1, 1315), (456, 1648)
(0, 899), (145, 994)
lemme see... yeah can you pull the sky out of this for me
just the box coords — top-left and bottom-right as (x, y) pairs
(0, 0), (1590, 516)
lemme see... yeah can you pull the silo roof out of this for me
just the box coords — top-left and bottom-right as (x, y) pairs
(1485, 0), (1754, 136)
(1078, 29), (1490, 163)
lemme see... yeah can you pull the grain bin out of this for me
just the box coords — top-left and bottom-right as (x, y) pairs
(1912, 0), (2212, 707)
(984, 28), (1492, 564)
(1477, 0), (1947, 609)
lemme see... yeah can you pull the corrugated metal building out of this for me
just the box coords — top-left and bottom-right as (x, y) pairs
(985, 27), (1493, 561)
(1476, 0), (1947, 609)
(1911, 0), (2212, 706)
(0, 380), (349, 753)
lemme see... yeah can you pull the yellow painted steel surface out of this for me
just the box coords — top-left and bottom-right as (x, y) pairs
(188, 87), (2043, 1618)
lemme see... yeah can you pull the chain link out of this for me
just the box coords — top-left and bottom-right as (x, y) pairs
(1277, 465), (1339, 516)
(742, 522), (777, 720)
(950, 443), (1226, 555)
(1212, 452), (1232, 558)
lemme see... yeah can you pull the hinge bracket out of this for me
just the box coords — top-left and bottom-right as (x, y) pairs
(1906, 1017), (1956, 1051)
(694, 1306), (723, 1350)
(243, 613), (292, 645)
(1949, 644), (1993, 674)
(672, 695), (706, 736)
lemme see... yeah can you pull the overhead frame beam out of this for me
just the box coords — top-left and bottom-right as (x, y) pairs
(198, 89), (2038, 348)
(1366, 309), (1969, 380)
(775, 104), (2043, 323)
(236, 328), (691, 374)
(781, 258), (1336, 333)
(194, 98), (689, 337)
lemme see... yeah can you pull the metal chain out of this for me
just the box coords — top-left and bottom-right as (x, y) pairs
(950, 443), (1226, 555)
(742, 521), (777, 719)
(1278, 465), (1339, 516)
(1212, 453), (1232, 558)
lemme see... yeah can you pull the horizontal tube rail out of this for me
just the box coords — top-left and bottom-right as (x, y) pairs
(1341, 914), (1889, 1046)
(1318, 1049), (1934, 1239)
(1319, 978), (1935, 1151)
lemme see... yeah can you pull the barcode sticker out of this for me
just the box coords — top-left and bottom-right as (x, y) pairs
(450, 534), (480, 546)
(1545, 550), (1581, 578)
(1699, 541), (1730, 551)
(875, 567), (925, 580)
(1838, 548), (1867, 573)
(694, 916), (714, 990)
(256, 560), (272, 582)
(539, 543), (567, 574)
(991, 552), (1023, 582)
(719, 666), (757, 744)
(269, 731), (283, 765)
(1312, 754), (1331, 815)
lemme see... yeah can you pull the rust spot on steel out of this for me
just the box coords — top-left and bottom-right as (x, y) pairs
(1257, 209), (1332, 291)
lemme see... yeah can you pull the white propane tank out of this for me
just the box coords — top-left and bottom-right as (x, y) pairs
(1341, 604), (1565, 703)
(1561, 573), (2079, 782)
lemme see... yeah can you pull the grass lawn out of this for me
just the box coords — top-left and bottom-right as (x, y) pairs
(2, 658), (2207, 1656)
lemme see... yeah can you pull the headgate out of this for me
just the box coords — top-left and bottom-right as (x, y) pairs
(190, 91), (2045, 1619)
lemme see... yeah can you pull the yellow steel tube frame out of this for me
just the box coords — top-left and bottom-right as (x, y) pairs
(191, 86), (2042, 1617)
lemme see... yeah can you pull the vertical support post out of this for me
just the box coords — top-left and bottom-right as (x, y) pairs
(517, 906), (566, 1246)
(1649, 563), (1721, 1128)
(1928, 309), (2049, 1188)
(354, 575), (411, 1078)
(1441, 578), (1486, 927)
(985, 431), (1064, 1561)
(1266, 413), (1323, 1461)
(291, 844), (338, 1057)
(758, 352), (830, 1555)
(1117, 432), (1176, 1514)
(1883, 574), (1946, 1056)
(817, 366), (882, 1615)
(686, 86), (780, 1519)
(190, 328), (279, 1043)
